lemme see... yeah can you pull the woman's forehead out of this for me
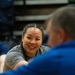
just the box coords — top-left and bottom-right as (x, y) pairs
(26, 27), (42, 33)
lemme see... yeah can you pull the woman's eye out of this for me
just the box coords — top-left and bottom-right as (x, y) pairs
(27, 37), (31, 39)
(36, 38), (40, 41)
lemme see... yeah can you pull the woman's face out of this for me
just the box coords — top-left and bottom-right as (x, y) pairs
(22, 27), (42, 55)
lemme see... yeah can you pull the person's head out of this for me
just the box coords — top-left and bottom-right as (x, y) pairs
(46, 6), (75, 47)
(22, 23), (44, 57)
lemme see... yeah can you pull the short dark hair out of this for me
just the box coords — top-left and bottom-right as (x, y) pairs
(22, 23), (44, 39)
(48, 6), (75, 38)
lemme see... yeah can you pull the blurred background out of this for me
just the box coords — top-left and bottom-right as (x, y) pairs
(0, 0), (74, 48)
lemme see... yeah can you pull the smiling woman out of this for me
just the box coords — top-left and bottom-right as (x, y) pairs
(3, 23), (50, 72)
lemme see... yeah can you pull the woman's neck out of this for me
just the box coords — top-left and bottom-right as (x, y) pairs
(25, 52), (36, 58)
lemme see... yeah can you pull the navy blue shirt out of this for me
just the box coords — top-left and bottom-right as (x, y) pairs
(0, 41), (9, 55)
(1, 40), (75, 75)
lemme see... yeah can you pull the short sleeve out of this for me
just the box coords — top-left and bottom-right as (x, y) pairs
(5, 50), (24, 69)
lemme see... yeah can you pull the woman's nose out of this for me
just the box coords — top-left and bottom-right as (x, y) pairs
(30, 40), (36, 44)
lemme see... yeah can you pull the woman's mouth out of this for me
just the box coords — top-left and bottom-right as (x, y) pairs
(28, 45), (36, 50)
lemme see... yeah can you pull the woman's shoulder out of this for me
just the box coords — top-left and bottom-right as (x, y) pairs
(41, 45), (50, 49)
(8, 44), (22, 53)
(39, 45), (50, 53)
(6, 44), (23, 58)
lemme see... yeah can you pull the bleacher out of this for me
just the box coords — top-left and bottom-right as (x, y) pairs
(13, 0), (68, 37)
(0, 0), (69, 40)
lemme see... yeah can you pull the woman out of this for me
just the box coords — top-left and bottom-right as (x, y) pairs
(3, 23), (49, 72)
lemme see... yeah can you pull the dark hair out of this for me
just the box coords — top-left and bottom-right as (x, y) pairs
(22, 23), (44, 39)
(48, 6), (75, 38)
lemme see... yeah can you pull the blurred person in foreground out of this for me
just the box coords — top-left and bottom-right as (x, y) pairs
(3, 23), (49, 72)
(1, 6), (75, 75)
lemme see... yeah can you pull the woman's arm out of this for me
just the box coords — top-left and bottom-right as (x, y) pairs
(13, 60), (28, 69)
(0, 54), (6, 72)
